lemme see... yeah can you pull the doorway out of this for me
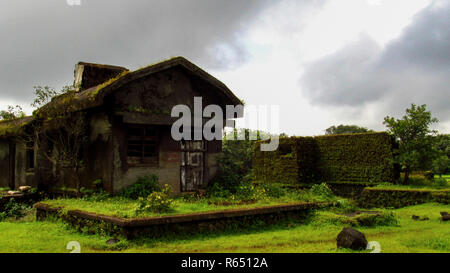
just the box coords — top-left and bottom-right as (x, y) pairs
(180, 140), (205, 192)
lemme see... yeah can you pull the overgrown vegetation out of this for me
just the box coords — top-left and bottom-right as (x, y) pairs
(32, 85), (88, 195)
(1, 202), (448, 253)
(384, 104), (439, 184)
(135, 184), (174, 214)
(120, 175), (161, 200)
(325, 124), (373, 135)
(0, 105), (25, 121)
(0, 199), (33, 221)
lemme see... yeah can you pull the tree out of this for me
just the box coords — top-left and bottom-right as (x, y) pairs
(0, 105), (25, 121)
(32, 85), (88, 195)
(383, 104), (438, 184)
(433, 155), (449, 178)
(325, 124), (372, 135)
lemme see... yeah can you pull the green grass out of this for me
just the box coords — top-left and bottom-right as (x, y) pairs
(39, 193), (321, 219)
(435, 174), (450, 182)
(0, 202), (448, 253)
(41, 187), (336, 218)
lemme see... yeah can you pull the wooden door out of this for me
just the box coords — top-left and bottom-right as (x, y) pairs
(181, 140), (205, 192)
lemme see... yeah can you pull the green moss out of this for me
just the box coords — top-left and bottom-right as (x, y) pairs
(358, 188), (450, 208)
(254, 133), (398, 185)
(91, 70), (130, 98)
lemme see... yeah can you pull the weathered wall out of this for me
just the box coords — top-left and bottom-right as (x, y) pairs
(108, 67), (227, 194)
(35, 111), (114, 192)
(0, 140), (10, 188)
(254, 132), (399, 185)
(14, 142), (27, 188)
(111, 123), (181, 193)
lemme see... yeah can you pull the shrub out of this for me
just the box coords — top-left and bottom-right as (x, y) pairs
(135, 184), (174, 214)
(260, 183), (286, 198)
(435, 178), (448, 188)
(206, 183), (233, 199)
(355, 212), (398, 227)
(309, 183), (334, 199)
(0, 199), (31, 221)
(423, 171), (434, 181)
(120, 175), (160, 200)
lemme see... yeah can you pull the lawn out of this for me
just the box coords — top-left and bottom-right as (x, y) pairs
(0, 202), (448, 253)
(39, 189), (329, 218)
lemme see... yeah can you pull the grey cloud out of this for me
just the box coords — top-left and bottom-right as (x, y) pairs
(0, 0), (273, 106)
(300, 0), (450, 123)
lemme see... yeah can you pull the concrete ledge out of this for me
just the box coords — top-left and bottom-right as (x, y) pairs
(35, 202), (326, 239)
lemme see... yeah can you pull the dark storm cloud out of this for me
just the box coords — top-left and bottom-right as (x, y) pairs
(0, 0), (273, 106)
(300, 0), (450, 121)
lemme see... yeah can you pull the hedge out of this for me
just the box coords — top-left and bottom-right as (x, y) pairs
(358, 188), (450, 208)
(254, 132), (399, 185)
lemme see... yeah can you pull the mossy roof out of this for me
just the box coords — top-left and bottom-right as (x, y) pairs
(0, 116), (33, 138)
(36, 56), (242, 118)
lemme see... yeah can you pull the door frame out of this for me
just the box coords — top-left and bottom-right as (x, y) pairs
(180, 140), (206, 192)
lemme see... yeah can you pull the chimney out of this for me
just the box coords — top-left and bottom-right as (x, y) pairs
(74, 62), (129, 91)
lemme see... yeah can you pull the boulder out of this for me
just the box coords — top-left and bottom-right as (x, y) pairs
(19, 186), (31, 193)
(106, 238), (120, 245)
(441, 212), (449, 221)
(337, 227), (368, 250)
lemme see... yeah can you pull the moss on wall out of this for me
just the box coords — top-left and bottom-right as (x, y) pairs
(254, 132), (398, 185)
(358, 188), (450, 208)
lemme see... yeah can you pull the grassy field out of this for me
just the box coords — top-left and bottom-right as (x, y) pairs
(0, 202), (448, 253)
(39, 189), (329, 218)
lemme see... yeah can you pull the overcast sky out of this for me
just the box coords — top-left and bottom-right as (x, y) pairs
(0, 0), (448, 135)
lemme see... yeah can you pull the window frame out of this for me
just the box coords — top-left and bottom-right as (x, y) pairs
(126, 125), (160, 166)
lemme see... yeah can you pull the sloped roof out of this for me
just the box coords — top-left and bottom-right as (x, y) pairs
(37, 56), (242, 117)
(0, 116), (33, 138)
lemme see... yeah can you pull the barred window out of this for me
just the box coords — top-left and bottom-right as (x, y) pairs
(127, 125), (159, 165)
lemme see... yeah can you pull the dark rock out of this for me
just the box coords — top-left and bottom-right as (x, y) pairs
(412, 215), (420, 220)
(442, 215), (450, 221)
(106, 238), (120, 245)
(440, 212), (448, 217)
(420, 217), (429, 221)
(337, 227), (368, 250)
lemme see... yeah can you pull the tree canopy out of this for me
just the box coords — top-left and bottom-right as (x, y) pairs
(325, 124), (372, 135)
(383, 104), (439, 184)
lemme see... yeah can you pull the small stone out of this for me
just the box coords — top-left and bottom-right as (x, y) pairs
(440, 212), (448, 217)
(412, 215), (420, 220)
(106, 238), (120, 245)
(19, 186), (31, 193)
(337, 227), (368, 250)
(442, 215), (450, 221)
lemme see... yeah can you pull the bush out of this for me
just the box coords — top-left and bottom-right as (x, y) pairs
(135, 184), (174, 214)
(120, 175), (160, 200)
(0, 199), (30, 221)
(309, 183), (334, 199)
(424, 171), (434, 181)
(435, 178), (448, 188)
(260, 183), (287, 198)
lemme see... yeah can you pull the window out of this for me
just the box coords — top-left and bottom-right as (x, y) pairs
(127, 125), (159, 165)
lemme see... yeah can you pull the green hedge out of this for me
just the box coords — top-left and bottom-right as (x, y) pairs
(358, 188), (450, 208)
(254, 132), (399, 185)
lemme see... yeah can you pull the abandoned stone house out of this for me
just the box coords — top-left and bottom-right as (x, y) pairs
(0, 57), (242, 194)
